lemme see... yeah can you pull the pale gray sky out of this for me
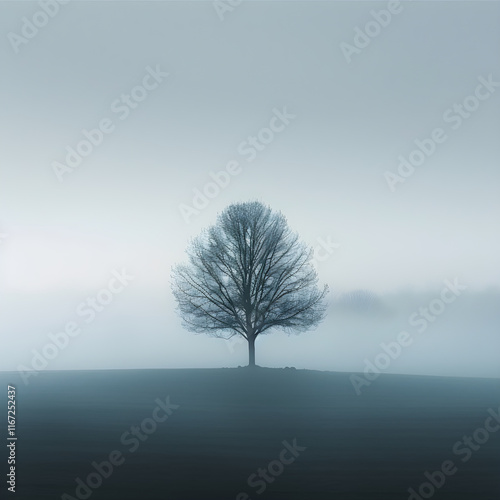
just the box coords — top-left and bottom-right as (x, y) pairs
(1, 1), (499, 378)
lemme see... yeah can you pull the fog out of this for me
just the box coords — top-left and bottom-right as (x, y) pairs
(1, 1), (499, 377)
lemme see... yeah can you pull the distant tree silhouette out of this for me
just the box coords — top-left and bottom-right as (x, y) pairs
(336, 289), (378, 311)
(171, 201), (329, 367)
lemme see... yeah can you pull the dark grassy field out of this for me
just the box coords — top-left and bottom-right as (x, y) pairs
(1, 368), (499, 500)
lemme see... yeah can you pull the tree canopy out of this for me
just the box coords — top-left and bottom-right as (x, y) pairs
(171, 201), (329, 366)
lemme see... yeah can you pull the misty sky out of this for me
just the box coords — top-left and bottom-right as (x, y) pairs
(1, 1), (499, 378)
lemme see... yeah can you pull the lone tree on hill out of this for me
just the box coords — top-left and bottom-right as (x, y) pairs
(171, 201), (329, 367)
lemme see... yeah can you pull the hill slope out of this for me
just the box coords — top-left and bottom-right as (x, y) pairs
(1, 368), (499, 500)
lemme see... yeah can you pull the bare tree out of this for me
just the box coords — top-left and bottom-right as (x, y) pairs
(171, 201), (329, 367)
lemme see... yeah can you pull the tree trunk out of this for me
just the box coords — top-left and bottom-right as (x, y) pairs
(248, 336), (256, 367)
